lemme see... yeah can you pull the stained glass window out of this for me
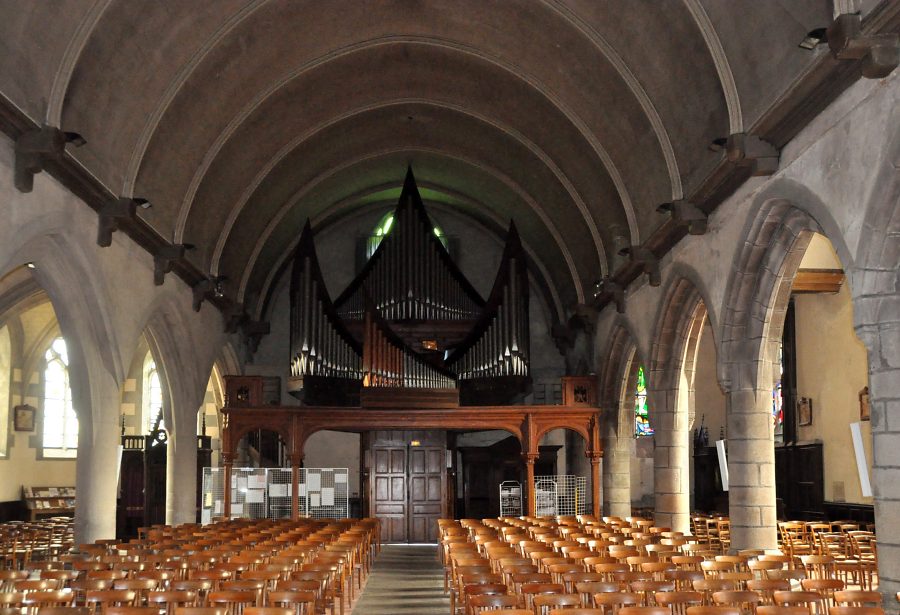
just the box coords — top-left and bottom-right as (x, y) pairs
(634, 365), (654, 436)
(143, 356), (164, 433)
(367, 211), (447, 258)
(773, 344), (784, 442)
(43, 337), (78, 457)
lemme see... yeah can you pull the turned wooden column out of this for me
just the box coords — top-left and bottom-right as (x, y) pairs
(222, 451), (234, 520)
(524, 453), (537, 516)
(589, 453), (602, 516)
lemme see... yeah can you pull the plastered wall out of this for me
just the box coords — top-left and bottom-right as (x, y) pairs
(794, 284), (872, 504)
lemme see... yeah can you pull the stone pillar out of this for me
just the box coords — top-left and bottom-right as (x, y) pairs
(726, 386), (778, 550)
(653, 388), (690, 533)
(855, 295), (900, 601)
(602, 403), (632, 518)
(166, 426), (198, 525)
(74, 380), (120, 544)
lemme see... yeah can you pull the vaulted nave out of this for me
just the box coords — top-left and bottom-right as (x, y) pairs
(0, 1), (899, 613)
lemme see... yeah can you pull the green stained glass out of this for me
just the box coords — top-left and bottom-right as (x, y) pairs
(635, 365), (654, 436)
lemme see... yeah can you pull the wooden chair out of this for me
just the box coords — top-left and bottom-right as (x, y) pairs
(520, 583), (565, 613)
(757, 609), (812, 615)
(171, 582), (213, 607)
(592, 591), (640, 615)
(547, 610), (605, 615)
(799, 578), (843, 608)
(828, 608), (884, 615)
(206, 591), (257, 615)
(173, 608), (227, 615)
(533, 593), (581, 615)
(575, 583), (620, 607)
(746, 580), (791, 605)
(772, 591), (825, 615)
(630, 581), (674, 606)
(34, 608), (92, 615)
(15, 580), (56, 593)
(462, 584), (508, 615)
(468, 593), (521, 615)
(654, 590), (703, 615)
(619, 607), (672, 615)
(712, 590), (761, 615)
(103, 608), (162, 615)
(833, 591), (882, 607)
(686, 608), (740, 615)
(23, 590), (78, 612)
(85, 589), (138, 613)
(0, 571), (29, 593)
(147, 591), (198, 615)
(265, 591), (316, 615)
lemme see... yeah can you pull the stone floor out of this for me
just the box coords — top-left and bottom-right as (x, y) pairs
(349, 544), (449, 614)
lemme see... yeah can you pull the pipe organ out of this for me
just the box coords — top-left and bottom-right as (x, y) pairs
(288, 168), (531, 407)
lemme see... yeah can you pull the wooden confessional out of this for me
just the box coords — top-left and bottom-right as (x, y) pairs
(116, 425), (212, 538)
(220, 169), (604, 542)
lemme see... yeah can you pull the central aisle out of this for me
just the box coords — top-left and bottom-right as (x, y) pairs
(351, 544), (449, 614)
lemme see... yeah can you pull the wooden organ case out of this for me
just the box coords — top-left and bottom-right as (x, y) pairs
(288, 167), (531, 407)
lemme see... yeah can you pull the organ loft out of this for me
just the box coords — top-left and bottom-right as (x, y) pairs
(221, 169), (603, 542)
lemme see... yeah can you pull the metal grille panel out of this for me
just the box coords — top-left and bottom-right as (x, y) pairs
(533, 475), (587, 516)
(499, 480), (522, 517)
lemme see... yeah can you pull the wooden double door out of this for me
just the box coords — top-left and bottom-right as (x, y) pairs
(366, 430), (447, 543)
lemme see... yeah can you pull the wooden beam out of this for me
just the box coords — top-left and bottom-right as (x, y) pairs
(792, 269), (845, 294)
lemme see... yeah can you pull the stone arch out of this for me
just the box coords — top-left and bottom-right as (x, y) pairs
(0, 232), (123, 543)
(647, 275), (712, 533)
(598, 321), (639, 517)
(716, 179), (847, 552)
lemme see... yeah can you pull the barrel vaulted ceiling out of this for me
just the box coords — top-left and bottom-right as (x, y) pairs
(0, 0), (856, 318)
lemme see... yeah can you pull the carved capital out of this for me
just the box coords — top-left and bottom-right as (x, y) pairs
(593, 277), (626, 313)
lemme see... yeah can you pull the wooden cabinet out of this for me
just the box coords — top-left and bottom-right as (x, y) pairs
(22, 486), (75, 521)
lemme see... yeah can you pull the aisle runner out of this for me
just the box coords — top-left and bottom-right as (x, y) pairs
(350, 544), (449, 614)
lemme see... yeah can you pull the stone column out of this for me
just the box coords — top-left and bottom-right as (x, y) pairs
(602, 403), (632, 518)
(855, 294), (900, 601)
(73, 379), (120, 544)
(166, 425), (198, 525)
(653, 388), (690, 533)
(726, 385), (778, 550)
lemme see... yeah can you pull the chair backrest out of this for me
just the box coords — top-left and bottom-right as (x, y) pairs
(686, 607), (741, 615)
(833, 591), (882, 606)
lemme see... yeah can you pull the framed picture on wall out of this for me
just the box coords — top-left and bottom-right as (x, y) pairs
(798, 397), (813, 426)
(13, 404), (35, 431)
(859, 386), (870, 421)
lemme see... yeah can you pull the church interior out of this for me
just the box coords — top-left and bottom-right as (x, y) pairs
(0, 1), (898, 613)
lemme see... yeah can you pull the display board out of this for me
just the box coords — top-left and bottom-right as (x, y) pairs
(200, 467), (349, 523)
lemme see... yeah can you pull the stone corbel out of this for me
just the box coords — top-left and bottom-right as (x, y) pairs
(153, 243), (192, 286)
(97, 197), (149, 247)
(828, 13), (899, 79)
(14, 126), (85, 193)
(621, 246), (661, 287)
(657, 200), (708, 235)
(241, 319), (270, 354)
(224, 304), (246, 334)
(192, 275), (226, 312)
(726, 133), (780, 176)
(592, 277), (626, 313)
(551, 322), (575, 354)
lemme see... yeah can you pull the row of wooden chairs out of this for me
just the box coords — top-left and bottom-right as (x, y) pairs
(1, 519), (74, 571)
(439, 515), (881, 615)
(1, 516), (381, 615)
